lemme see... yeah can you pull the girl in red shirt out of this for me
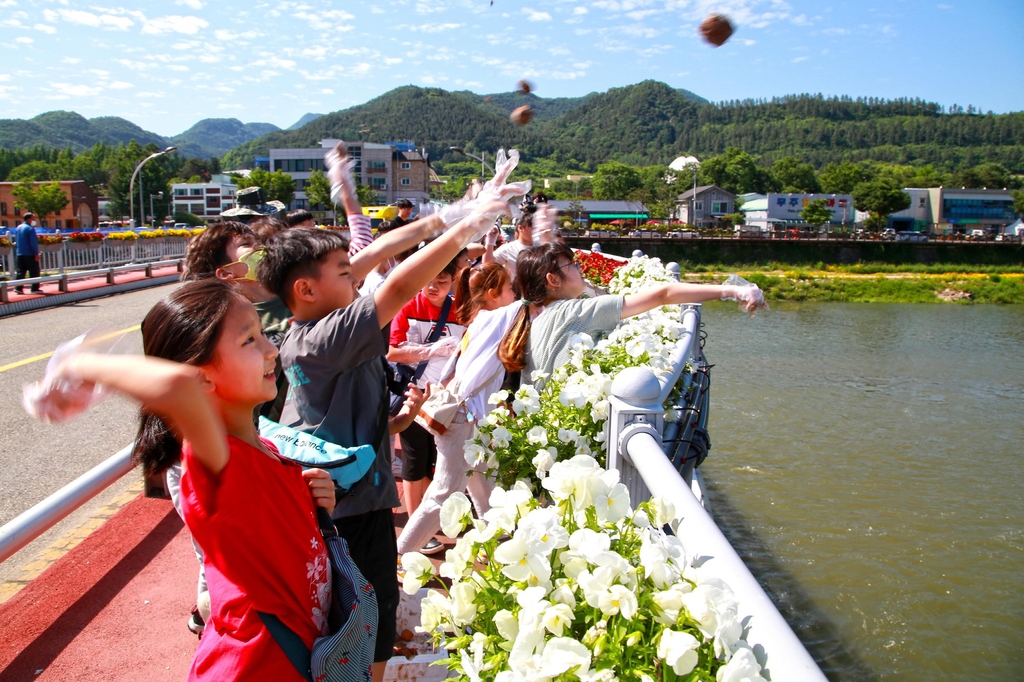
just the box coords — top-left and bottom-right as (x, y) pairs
(28, 279), (337, 681)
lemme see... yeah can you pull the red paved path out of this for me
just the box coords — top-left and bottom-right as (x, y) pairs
(0, 496), (198, 681)
(1, 263), (182, 307)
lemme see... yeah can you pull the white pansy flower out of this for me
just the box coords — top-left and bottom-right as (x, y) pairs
(541, 602), (575, 636)
(651, 588), (684, 625)
(593, 480), (630, 523)
(487, 389), (509, 407)
(493, 535), (551, 583)
(569, 332), (595, 350)
(464, 441), (489, 468)
(680, 584), (721, 639)
(401, 552), (435, 595)
(597, 584), (638, 620)
(417, 589), (452, 633)
(649, 497), (679, 528)
(532, 447), (556, 478)
(490, 426), (511, 448)
(716, 646), (768, 682)
(537, 637), (592, 678)
(493, 608), (519, 641)
(450, 581), (478, 626)
(440, 491), (472, 538)
(529, 369), (550, 384)
(549, 581), (577, 609)
(526, 425), (548, 446)
(658, 629), (700, 676)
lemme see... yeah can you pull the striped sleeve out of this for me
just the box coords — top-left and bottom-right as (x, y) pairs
(347, 212), (373, 256)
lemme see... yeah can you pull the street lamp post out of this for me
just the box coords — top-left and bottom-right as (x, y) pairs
(449, 147), (495, 176)
(149, 192), (164, 229)
(129, 146), (176, 228)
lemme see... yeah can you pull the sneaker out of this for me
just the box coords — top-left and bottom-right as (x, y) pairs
(188, 605), (205, 637)
(420, 538), (445, 556)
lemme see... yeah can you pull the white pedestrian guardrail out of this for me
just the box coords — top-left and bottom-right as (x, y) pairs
(1, 237), (190, 280)
(0, 258), (183, 304)
(605, 304), (828, 682)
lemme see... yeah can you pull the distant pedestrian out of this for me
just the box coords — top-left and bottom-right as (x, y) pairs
(14, 211), (40, 294)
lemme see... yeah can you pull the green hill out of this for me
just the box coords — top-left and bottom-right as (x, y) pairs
(221, 86), (558, 169)
(169, 118), (281, 159)
(0, 111), (165, 151)
(287, 113), (325, 130)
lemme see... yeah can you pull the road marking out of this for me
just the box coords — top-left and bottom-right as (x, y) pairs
(0, 325), (141, 373)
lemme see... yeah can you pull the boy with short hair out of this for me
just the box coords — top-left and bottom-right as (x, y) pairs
(258, 201), (505, 682)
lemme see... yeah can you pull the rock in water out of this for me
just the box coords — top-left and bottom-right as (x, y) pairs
(700, 14), (733, 47)
(510, 105), (533, 125)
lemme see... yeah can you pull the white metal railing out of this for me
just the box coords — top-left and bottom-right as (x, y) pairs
(32, 238), (190, 275)
(605, 305), (827, 682)
(0, 258), (183, 304)
(0, 446), (135, 564)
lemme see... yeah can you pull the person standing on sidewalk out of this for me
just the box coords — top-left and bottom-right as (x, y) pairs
(14, 211), (40, 294)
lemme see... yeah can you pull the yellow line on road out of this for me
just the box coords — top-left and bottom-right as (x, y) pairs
(0, 325), (141, 373)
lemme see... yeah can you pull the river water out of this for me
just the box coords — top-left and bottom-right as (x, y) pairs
(699, 302), (1024, 682)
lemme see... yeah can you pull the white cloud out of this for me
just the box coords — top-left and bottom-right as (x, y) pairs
(743, 39), (757, 45)
(62, 57), (81, 64)
(108, 81), (134, 89)
(175, 0), (205, 8)
(409, 22), (463, 33)
(34, 23), (56, 34)
(214, 29), (260, 42)
(823, 27), (850, 35)
(792, 56), (808, 63)
(53, 83), (103, 97)
(167, 64), (190, 71)
(621, 24), (659, 38)
(573, 6), (588, 15)
(384, 57), (402, 65)
(16, 36), (32, 44)
(523, 8), (551, 22)
(45, 9), (134, 31)
(318, 88), (334, 94)
(294, 9), (354, 30)
(142, 15), (209, 35)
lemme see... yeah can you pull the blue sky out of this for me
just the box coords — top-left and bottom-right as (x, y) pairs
(1, 0), (1022, 137)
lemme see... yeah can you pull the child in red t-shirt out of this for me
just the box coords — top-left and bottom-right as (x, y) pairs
(25, 279), (339, 681)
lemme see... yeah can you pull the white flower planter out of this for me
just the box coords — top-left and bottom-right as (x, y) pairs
(383, 588), (452, 682)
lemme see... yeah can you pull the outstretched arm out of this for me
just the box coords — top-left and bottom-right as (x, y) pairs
(350, 214), (445, 282)
(621, 282), (767, 319)
(62, 354), (229, 474)
(374, 200), (508, 328)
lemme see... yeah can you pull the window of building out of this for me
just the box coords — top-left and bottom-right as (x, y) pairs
(0, 221), (6, 228)
(711, 202), (727, 214)
(14, 206), (20, 216)
(0, 202), (5, 215)
(190, 203), (205, 215)
(401, 178), (411, 186)
(206, 197), (221, 208)
(174, 188), (187, 196)
(40, 219), (48, 228)
(206, 187), (220, 194)
(55, 220), (62, 229)
(919, 197), (926, 207)
(295, 199), (307, 210)
(371, 177), (386, 187)
(695, 201), (703, 211)
(190, 188), (203, 196)
(274, 160), (283, 171)
(401, 162), (411, 170)
(367, 160), (386, 170)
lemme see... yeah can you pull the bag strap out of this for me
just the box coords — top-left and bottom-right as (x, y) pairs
(258, 507), (338, 682)
(411, 294), (454, 383)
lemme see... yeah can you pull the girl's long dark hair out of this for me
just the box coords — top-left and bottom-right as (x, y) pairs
(133, 279), (243, 476)
(498, 242), (574, 373)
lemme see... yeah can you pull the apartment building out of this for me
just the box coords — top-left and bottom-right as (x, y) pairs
(171, 174), (237, 221)
(888, 187), (1017, 234)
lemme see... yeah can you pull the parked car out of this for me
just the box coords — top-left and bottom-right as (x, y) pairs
(896, 231), (928, 242)
(881, 228), (896, 240)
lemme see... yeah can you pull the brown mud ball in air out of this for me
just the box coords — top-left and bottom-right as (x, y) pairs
(510, 105), (533, 125)
(516, 79), (533, 95)
(700, 14), (733, 47)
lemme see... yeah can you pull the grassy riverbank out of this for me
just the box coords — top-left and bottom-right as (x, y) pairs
(686, 264), (1024, 304)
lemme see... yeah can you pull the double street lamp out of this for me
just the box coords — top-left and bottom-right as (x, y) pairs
(449, 147), (495, 176)
(129, 146), (176, 228)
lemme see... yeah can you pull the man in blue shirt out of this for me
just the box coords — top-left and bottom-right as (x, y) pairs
(14, 211), (41, 294)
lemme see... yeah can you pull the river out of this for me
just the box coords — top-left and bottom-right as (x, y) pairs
(700, 301), (1024, 681)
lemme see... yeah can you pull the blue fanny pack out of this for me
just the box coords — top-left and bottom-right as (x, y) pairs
(258, 417), (376, 491)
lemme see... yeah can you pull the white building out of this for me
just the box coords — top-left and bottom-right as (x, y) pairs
(171, 174), (237, 222)
(741, 193), (854, 232)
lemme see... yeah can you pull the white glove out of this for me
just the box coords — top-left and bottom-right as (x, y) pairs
(425, 335), (461, 359)
(325, 142), (357, 206)
(531, 204), (557, 245)
(720, 275), (769, 316)
(22, 329), (129, 423)
(437, 149), (532, 229)
(485, 226), (499, 248)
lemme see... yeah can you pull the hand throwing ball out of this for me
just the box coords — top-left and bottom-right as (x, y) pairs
(510, 105), (533, 125)
(700, 14), (733, 47)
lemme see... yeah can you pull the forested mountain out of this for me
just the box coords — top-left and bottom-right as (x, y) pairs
(0, 111), (165, 152)
(287, 113), (325, 130)
(169, 118), (281, 159)
(221, 86), (559, 169)
(452, 91), (598, 122)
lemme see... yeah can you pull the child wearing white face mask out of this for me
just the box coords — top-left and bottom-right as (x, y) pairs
(14, 211), (41, 294)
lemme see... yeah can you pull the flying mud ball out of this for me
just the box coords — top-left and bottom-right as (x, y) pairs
(700, 14), (733, 47)
(510, 105), (533, 125)
(516, 79), (533, 95)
